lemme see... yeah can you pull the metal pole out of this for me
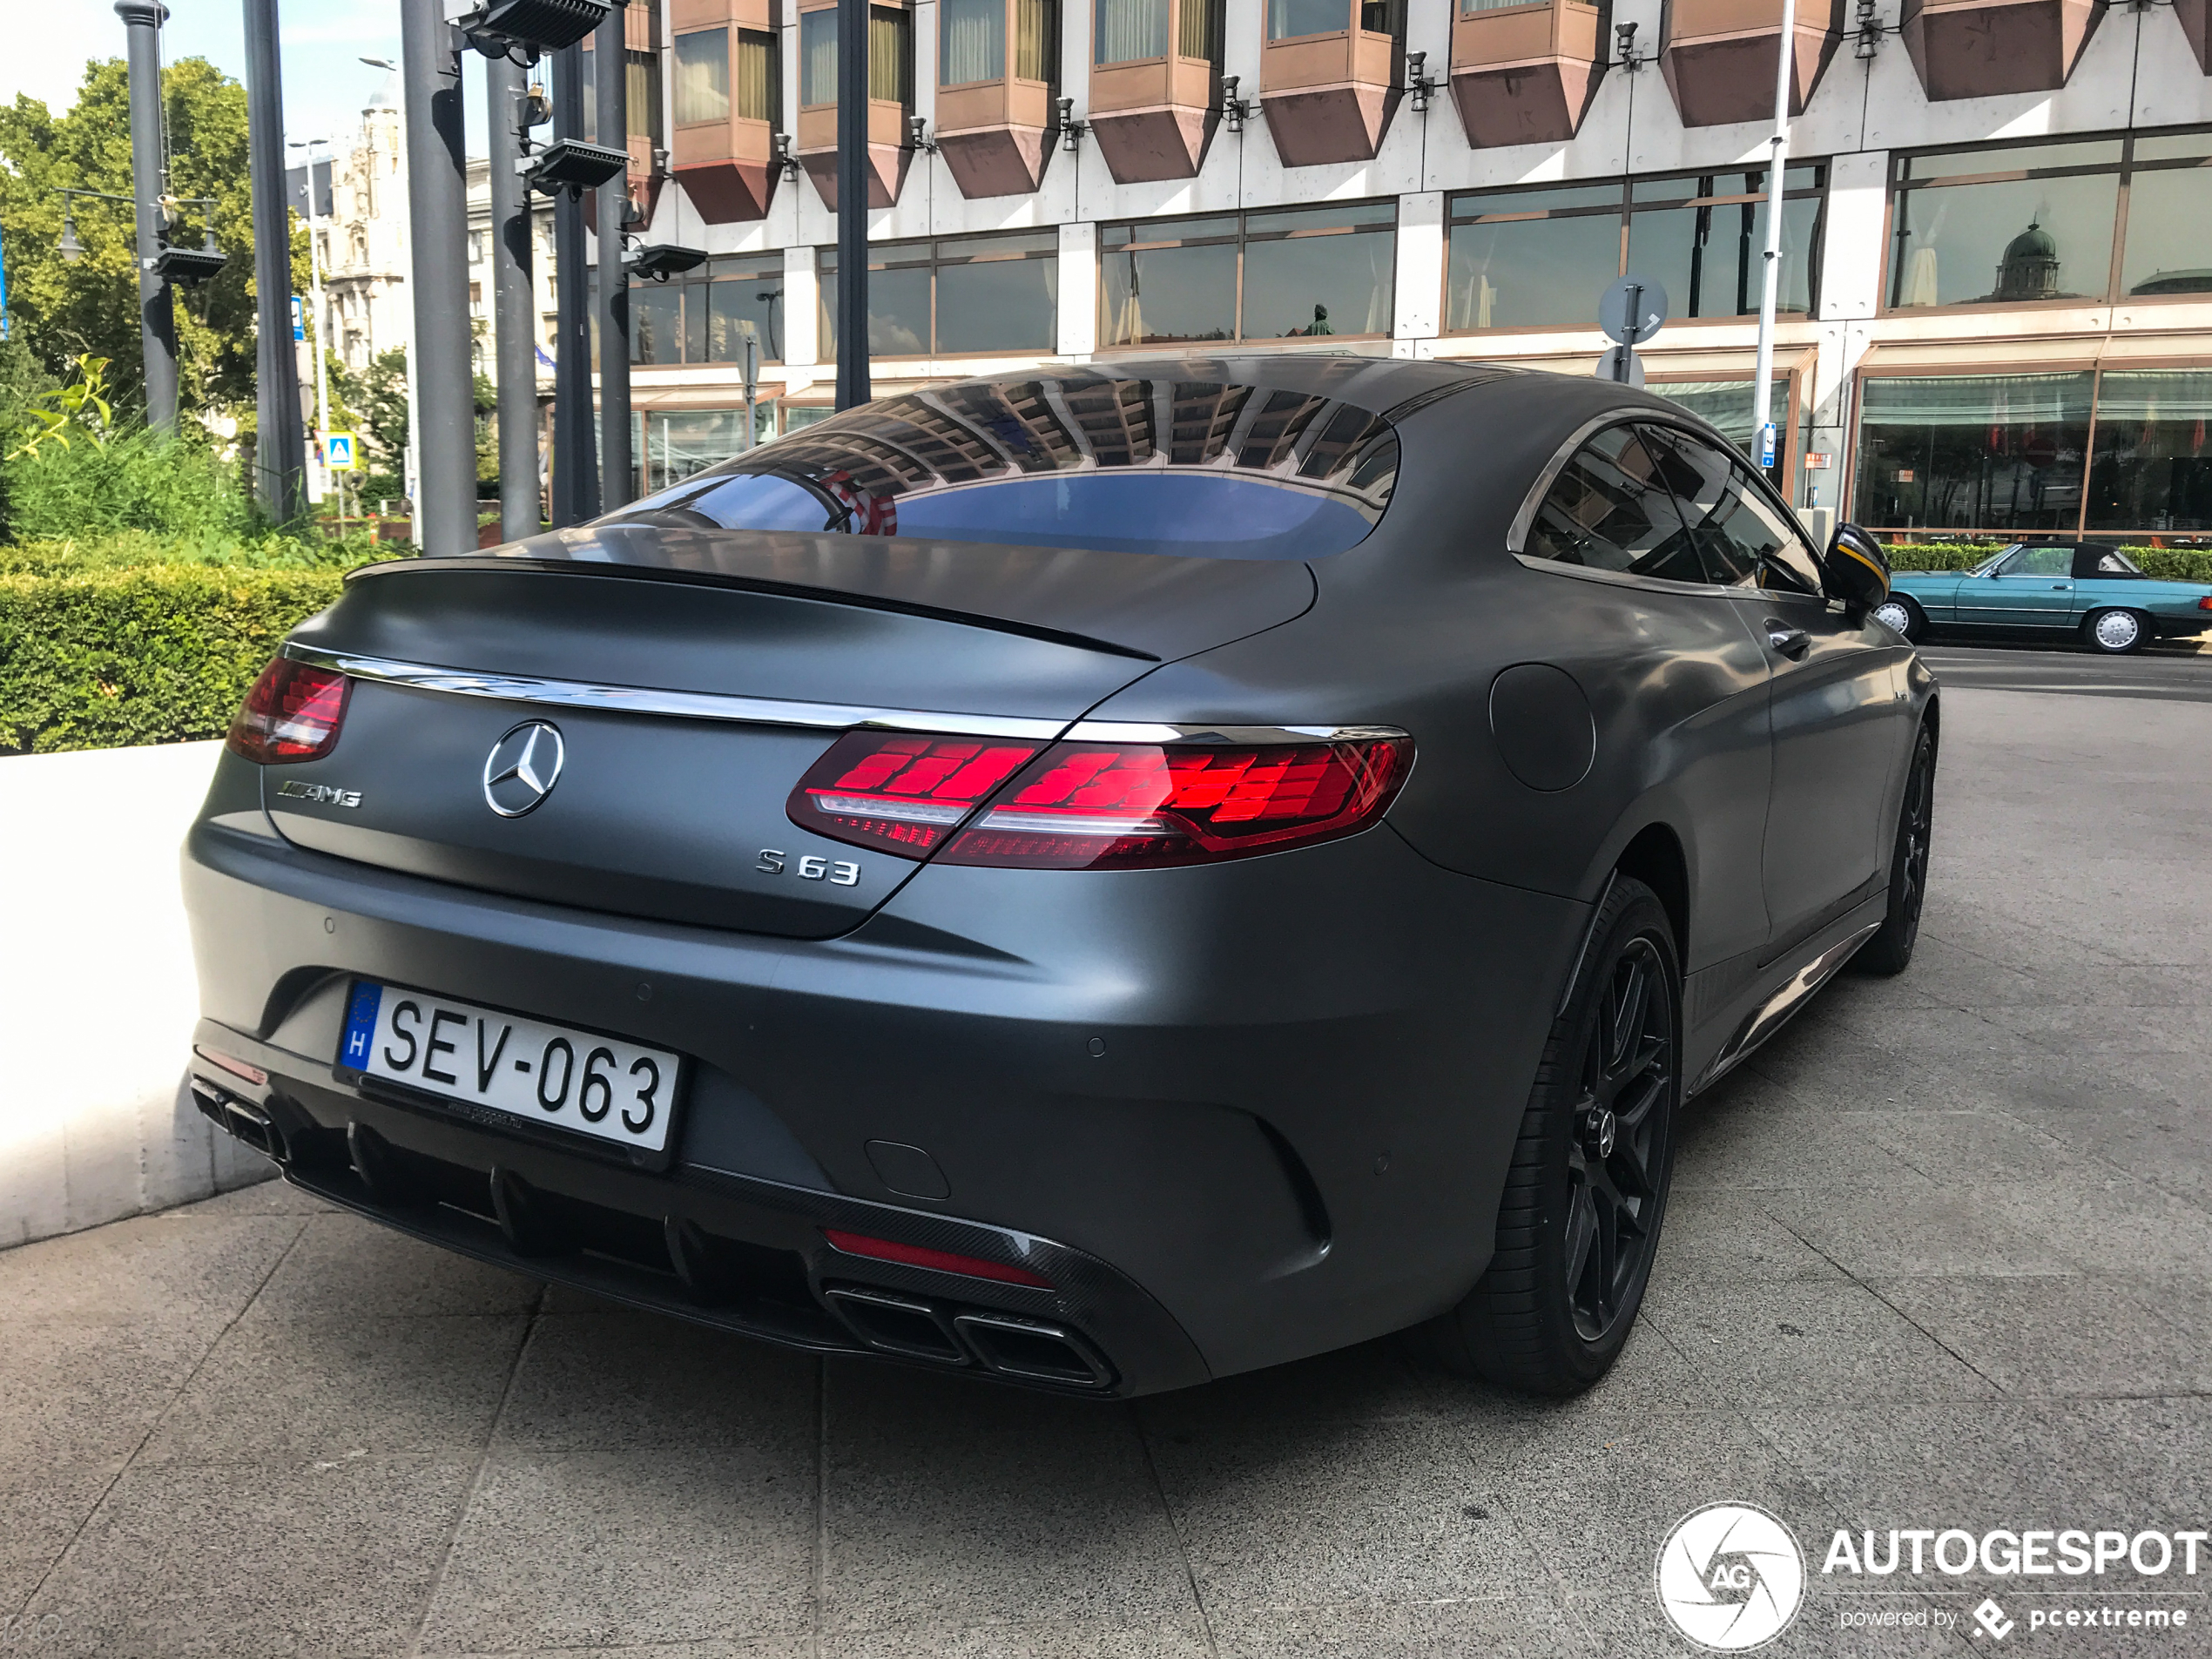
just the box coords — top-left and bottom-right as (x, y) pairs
(833, 0), (869, 409)
(244, 0), (305, 517)
(296, 141), (330, 505)
(594, 3), (634, 508)
(400, 0), (475, 553)
(550, 42), (600, 524)
(1750, 0), (1797, 483)
(115, 0), (178, 436)
(486, 54), (541, 541)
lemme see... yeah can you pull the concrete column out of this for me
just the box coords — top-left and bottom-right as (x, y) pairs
(1056, 221), (1096, 357)
(1393, 190), (1444, 342)
(785, 244), (820, 367)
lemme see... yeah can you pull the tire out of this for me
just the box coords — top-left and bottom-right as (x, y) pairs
(1853, 725), (1935, 977)
(1871, 596), (1925, 643)
(2082, 608), (2148, 655)
(1426, 876), (1680, 1396)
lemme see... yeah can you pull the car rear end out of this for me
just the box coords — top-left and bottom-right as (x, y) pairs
(181, 368), (1584, 1394)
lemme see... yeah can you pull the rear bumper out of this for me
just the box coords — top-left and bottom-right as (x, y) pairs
(183, 777), (1584, 1395)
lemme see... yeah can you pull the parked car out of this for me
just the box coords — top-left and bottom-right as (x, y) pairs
(1877, 542), (2212, 653)
(182, 358), (1935, 1399)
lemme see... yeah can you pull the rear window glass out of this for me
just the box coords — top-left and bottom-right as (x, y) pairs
(605, 376), (1400, 560)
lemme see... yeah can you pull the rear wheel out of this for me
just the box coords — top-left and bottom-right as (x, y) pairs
(1872, 596), (1925, 643)
(1853, 725), (1934, 977)
(1426, 877), (1679, 1395)
(2082, 608), (2148, 654)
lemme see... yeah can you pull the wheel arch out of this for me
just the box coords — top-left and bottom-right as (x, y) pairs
(1612, 822), (1690, 962)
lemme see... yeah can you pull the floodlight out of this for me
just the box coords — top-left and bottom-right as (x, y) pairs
(625, 242), (708, 281)
(523, 138), (628, 195)
(447, 0), (611, 55)
(156, 242), (230, 285)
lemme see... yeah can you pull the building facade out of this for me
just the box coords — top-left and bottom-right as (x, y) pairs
(596, 0), (2212, 543)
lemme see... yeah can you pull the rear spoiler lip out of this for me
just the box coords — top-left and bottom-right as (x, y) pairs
(345, 552), (1165, 663)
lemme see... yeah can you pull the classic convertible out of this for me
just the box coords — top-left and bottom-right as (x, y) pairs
(1875, 542), (2212, 654)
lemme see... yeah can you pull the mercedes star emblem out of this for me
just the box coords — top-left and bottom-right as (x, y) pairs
(482, 721), (566, 818)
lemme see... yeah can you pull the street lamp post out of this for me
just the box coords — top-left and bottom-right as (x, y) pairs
(243, 0), (306, 518)
(833, 0), (869, 409)
(361, 55), (424, 547)
(548, 42), (599, 525)
(397, 0), (477, 555)
(592, 3), (633, 509)
(485, 55), (542, 541)
(1749, 0), (1798, 489)
(114, 0), (179, 436)
(289, 138), (334, 511)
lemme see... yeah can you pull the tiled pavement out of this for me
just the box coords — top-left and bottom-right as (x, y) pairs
(4, 681), (2209, 1658)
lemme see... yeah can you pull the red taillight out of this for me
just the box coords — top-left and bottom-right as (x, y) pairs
(226, 658), (351, 765)
(939, 737), (1412, 870)
(2198, 596), (2212, 611)
(788, 732), (1042, 856)
(822, 1228), (1054, 1288)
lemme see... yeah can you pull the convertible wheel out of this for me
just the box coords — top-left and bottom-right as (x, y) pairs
(2083, 608), (2147, 654)
(1871, 597), (1924, 642)
(1426, 877), (1679, 1395)
(1853, 725), (1935, 977)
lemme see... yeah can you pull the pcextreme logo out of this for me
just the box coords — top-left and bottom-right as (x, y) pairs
(1656, 1502), (1807, 1651)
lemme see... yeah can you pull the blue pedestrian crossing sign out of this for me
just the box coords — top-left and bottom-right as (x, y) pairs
(325, 432), (357, 471)
(291, 295), (304, 341)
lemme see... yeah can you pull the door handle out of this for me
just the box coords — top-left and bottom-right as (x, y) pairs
(2051, 583), (2069, 590)
(1765, 622), (1811, 659)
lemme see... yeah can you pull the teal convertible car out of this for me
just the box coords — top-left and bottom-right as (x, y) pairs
(1874, 543), (2212, 654)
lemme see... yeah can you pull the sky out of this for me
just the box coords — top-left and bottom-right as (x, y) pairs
(3, 0), (495, 157)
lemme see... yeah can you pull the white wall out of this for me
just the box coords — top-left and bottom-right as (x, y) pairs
(0, 745), (273, 1251)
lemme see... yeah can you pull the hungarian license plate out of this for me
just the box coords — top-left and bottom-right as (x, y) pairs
(339, 981), (683, 1155)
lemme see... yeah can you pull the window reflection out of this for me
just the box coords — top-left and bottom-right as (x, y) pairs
(631, 283), (681, 366)
(1270, 0), (1348, 37)
(2085, 371), (2212, 533)
(673, 29), (729, 125)
(1887, 132), (2212, 308)
(818, 233), (1059, 358)
(1852, 373), (2093, 533)
(1095, 0), (1169, 60)
(941, 0), (1006, 82)
(1626, 168), (1823, 319)
(1099, 205), (1394, 347)
(1447, 210), (1621, 330)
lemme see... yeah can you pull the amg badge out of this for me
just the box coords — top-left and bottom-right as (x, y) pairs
(274, 779), (363, 807)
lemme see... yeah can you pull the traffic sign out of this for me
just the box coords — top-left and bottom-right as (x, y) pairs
(325, 431), (358, 471)
(1598, 275), (1669, 347)
(1595, 346), (1646, 388)
(291, 295), (305, 341)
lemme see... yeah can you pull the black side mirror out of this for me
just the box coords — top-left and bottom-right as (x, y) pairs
(1821, 523), (1891, 612)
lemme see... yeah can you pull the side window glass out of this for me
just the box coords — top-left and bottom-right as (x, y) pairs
(1524, 426), (1705, 584)
(2010, 546), (2072, 577)
(1642, 427), (1822, 594)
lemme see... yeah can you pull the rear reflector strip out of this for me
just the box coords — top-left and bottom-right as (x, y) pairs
(192, 1045), (268, 1086)
(821, 1228), (1054, 1289)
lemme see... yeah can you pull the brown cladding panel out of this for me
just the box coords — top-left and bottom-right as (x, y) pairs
(1898, 0), (2103, 99)
(1258, 26), (1403, 164)
(1659, 0), (1843, 126)
(1448, 1), (1605, 147)
(2181, 0), (2211, 71)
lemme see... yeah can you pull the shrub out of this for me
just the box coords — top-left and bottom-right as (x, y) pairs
(0, 563), (350, 753)
(0, 424), (253, 544)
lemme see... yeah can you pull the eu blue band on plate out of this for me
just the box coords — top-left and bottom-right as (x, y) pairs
(342, 981), (383, 1068)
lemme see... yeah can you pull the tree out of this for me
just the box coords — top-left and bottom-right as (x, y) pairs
(0, 57), (308, 428)
(330, 347), (408, 503)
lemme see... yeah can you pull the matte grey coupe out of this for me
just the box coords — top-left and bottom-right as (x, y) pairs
(183, 357), (1933, 1398)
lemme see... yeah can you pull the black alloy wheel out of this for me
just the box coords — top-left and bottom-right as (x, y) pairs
(1426, 876), (1680, 1395)
(1853, 724), (1935, 977)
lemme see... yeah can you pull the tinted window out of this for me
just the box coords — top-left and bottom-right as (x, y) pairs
(1523, 426), (1703, 583)
(607, 377), (1399, 560)
(1642, 427), (1824, 593)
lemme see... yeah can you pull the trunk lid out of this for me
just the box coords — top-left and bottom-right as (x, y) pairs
(263, 529), (1312, 938)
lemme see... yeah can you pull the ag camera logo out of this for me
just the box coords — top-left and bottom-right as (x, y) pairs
(1656, 1502), (1806, 1650)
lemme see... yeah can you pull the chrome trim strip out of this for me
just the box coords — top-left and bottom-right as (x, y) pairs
(1062, 721), (1412, 745)
(281, 644), (1073, 742)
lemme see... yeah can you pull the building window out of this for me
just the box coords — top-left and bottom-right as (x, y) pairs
(629, 48), (665, 144)
(630, 253), (789, 366)
(801, 10), (840, 103)
(818, 231), (1058, 358)
(942, 0), (1006, 83)
(1100, 201), (1395, 347)
(799, 6), (913, 104)
(1095, 0), (1170, 62)
(1855, 368), (2212, 536)
(736, 30), (779, 121)
(1445, 169), (1824, 333)
(1015, 0), (1055, 78)
(637, 408), (772, 496)
(1650, 376), (1804, 490)
(1887, 131), (2212, 310)
(674, 29), (731, 124)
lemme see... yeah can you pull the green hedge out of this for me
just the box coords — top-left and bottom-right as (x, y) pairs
(1885, 543), (2212, 581)
(0, 564), (346, 753)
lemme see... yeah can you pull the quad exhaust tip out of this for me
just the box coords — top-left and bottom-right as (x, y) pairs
(824, 1285), (1113, 1390)
(190, 1076), (284, 1161)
